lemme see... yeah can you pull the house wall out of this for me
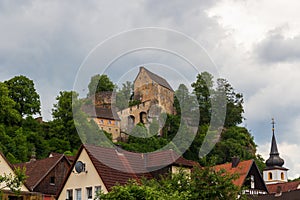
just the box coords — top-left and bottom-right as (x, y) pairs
(34, 157), (70, 195)
(92, 118), (120, 141)
(171, 166), (191, 175)
(58, 149), (108, 200)
(0, 154), (29, 192)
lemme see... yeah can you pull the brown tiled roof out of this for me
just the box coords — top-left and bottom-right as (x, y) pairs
(85, 145), (152, 190)
(145, 149), (197, 169)
(213, 160), (254, 187)
(139, 67), (174, 91)
(81, 105), (120, 120)
(49, 152), (75, 163)
(267, 181), (300, 194)
(14, 154), (68, 191)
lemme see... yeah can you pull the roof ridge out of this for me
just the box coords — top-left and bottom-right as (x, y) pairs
(31, 154), (65, 190)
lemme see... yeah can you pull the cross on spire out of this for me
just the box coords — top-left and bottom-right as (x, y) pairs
(271, 118), (275, 134)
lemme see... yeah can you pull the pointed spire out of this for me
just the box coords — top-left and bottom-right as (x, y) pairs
(270, 118), (279, 155)
(266, 118), (284, 167)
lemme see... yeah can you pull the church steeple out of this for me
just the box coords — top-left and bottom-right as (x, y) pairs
(266, 118), (284, 167)
(263, 118), (288, 184)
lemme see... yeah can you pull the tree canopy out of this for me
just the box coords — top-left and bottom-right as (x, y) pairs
(4, 75), (40, 117)
(98, 166), (247, 200)
(88, 74), (115, 96)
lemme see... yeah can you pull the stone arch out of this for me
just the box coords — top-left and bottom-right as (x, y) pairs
(139, 111), (147, 124)
(128, 115), (135, 130)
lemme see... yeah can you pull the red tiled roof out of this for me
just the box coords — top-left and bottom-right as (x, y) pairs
(267, 181), (300, 194)
(213, 160), (254, 187)
(14, 154), (67, 191)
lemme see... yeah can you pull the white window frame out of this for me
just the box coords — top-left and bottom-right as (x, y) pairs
(75, 188), (82, 200)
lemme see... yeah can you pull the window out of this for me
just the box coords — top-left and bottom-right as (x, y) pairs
(250, 175), (255, 189)
(281, 172), (284, 180)
(99, 119), (104, 124)
(75, 189), (82, 200)
(94, 186), (101, 200)
(268, 172), (272, 180)
(50, 176), (55, 185)
(86, 187), (92, 200)
(108, 120), (112, 124)
(67, 189), (73, 200)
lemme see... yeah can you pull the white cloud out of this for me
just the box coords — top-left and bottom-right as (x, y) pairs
(207, 0), (300, 49)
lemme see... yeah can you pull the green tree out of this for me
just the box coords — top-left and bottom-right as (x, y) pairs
(216, 78), (244, 127)
(0, 82), (21, 125)
(4, 75), (40, 117)
(88, 74), (115, 96)
(98, 166), (247, 200)
(0, 167), (27, 194)
(191, 72), (214, 124)
(116, 81), (134, 110)
(49, 91), (81, 152)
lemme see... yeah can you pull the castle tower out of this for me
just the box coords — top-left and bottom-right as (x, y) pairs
(263, 118), (288, 184)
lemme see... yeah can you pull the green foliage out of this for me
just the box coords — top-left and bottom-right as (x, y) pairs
(0, 167), (27, 194)
(98, 167), (247, 200)
(116, 81), (134, 110)
(49, 91), (82, 152)
(4, 75), (41, 117)
(191, 72), (244, 127)
(88, 74), (115, 96)
(191, 72), (214, 124)
(118, 123), (168, 153)
(0, 82), (21, 125)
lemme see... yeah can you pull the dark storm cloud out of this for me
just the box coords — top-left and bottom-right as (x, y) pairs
(255, 32), (300, 63)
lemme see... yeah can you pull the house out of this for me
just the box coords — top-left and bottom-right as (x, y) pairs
(14, 153), (71, 200)
(0, 152), (42, 200)
(81, 105), (121, 142)
(213, 158), (269, 195)
(57, 144), (196, 200)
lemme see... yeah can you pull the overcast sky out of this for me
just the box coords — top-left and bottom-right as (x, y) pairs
(1, 0), (300, 178)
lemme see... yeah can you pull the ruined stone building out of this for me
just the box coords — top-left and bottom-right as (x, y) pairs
(82, 67), (174, 140)
(118, 67), (174, 134)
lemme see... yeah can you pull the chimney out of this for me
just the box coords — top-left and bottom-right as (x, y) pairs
(231, 156), (240, 168)
(29, 147), (36, 162)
